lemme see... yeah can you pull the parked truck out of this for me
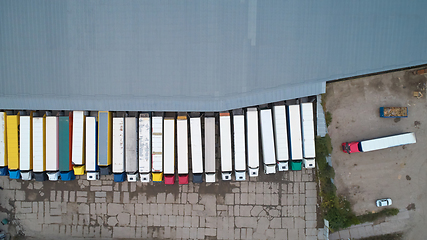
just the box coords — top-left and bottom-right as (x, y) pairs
(72, 111), (86, 176)
(190, 114), (203, 183)
(20, 111), (34, 180)
(233, 109), (246, 181)
(33, 112), (47, 181)
(204, 113), (216, 183)
(220, 112), (232, 180)
(342, 132), (416, 154)
(273, 105), (289, 171)
(177, 115), (189, 184)
(260, 108), (277, 174)
(151, 115), (163, 182)
(125, 116), (138, 182)
(163, 116), (175, 184)
(46, 113), (60, 180)
(0, 112), (7, 176)
(85, 116), (99, 180)
(246, 108), (259, 177)
(288, 105), (303, 171)
(7, 112), (20, 179)
(301, 102), (316, 168)
(112, 114), (125, 182)
(98, 111), (113, 175)
(138, 113), (151, 182)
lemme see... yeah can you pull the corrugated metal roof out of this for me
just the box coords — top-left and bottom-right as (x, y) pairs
(0, 0), (426, 111)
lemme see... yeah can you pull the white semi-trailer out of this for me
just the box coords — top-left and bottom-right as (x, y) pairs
(33, 113), (47, 181)
(177, 115), (189, 184)
(260, 108), (276, 174)
(46, 114), (60, 181)
(342, 132), (416, 154)
(273, 105), (289, 171)
(0, 112), (7, 176)
(204, 114), (216, 183)
(288, 105), (303, 171)
(151, 115), (163, 182)
(301, 103), (316, 168)
(220, 112), (232, 180)
(85, 116), (99, 180)
(233, 109), (246, 181)
(163, 116), (175, 184)
(113, 115), (125, 182)
(72, 111), (86, 176)
(125, 116), (138, 181)
(20, 112), (34, 180)
(138, 113), (151, 182)
(246, 108), (259, 177)
(190, 114), (203, 183)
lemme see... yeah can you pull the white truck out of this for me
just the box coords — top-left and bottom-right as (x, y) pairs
(20, 112), (34, 180)
(233, 109), (246, 181)
(288, 105), (303, 171)
(273, 105), (289, 171)
(163, 116), (175, 184)
(190, 114), (203, 183)
(113, 115), (126, 182)
(246, 108), (259, 177)
(204, 114), (216, 182)
(85, 116), (99, 180)
(260, 108), (276, 174)
(177, 115), (189, 184)
(125, 116), (138, 181)
(72, 111), (86, 175)
(342, 132), (416, 154)
(0, 112), (6, 176)
(220, 112), (232, 180)
(151, 115), (163, 182)
(138, 113), (151, 182)
(33, 113), (47, 181)
(46, 114), (60, 181)
(301, 103), (316, 168)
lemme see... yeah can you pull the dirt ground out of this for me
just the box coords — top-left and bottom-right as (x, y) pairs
(324, 68), (427, 240)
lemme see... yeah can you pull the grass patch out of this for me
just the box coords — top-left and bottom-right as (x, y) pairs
(358, 232), (403, 240)
(325, 111), (332, 127)
(357, 208), (399, 223)
(316, 135), (359, 231)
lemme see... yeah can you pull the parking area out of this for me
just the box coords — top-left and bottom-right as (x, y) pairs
(324, 68), (427, 239)
(0, 169), (319, 240)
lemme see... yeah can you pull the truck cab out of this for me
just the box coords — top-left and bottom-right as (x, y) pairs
(342, 142), (361, 154)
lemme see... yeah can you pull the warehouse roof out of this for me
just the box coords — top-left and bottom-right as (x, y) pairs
(1, 0), (426, 111)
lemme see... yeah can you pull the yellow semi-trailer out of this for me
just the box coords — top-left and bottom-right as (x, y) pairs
(7, 112), (20, 179)
(0, 112), (7, 176)
(98, 111), (113, 175)
(20, 112), (34, 180)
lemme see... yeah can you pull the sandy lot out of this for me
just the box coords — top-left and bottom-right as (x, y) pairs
(324, 68), (427, 239)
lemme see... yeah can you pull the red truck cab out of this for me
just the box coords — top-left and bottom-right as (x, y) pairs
(342, 142), (361, 154)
